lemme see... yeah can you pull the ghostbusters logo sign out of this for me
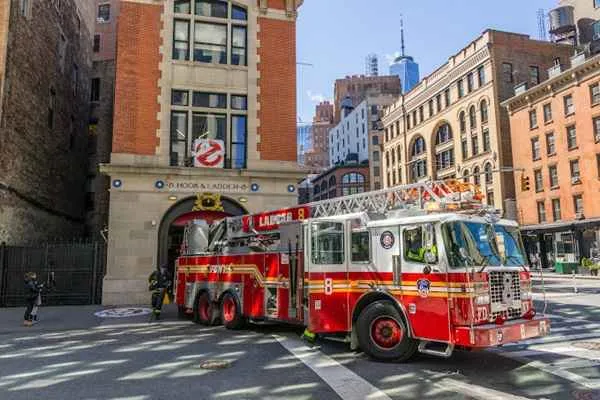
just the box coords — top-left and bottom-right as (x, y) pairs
(193, 139), (225, 168)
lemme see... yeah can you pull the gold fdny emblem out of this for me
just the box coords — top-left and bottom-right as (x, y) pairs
(192, 193), (225, 212)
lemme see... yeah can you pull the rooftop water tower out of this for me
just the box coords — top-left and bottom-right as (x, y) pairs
(549, 5), (576, 45)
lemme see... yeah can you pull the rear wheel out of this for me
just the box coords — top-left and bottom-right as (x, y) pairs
(221, 292), (246, 330)
(193, 291), (213, 325)
(357, 301), (417, 362)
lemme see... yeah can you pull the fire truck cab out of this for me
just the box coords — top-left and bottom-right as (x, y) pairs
(175, 181), (549, 361)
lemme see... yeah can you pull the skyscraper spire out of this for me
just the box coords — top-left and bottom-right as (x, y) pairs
(400, 14), (405, 57)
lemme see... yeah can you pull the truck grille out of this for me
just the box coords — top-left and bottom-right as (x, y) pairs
(488, 271), (522, 322)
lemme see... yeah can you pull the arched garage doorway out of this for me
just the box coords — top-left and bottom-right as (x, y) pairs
(157, 193), (248, 281)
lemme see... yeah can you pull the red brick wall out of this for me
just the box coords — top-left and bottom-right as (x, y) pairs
(257, 17), (297, 162)
(112, 1), (162, 155)
(268, 0), (286, 10)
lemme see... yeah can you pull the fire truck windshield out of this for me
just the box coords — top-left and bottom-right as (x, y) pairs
(443, 221), (526, 268)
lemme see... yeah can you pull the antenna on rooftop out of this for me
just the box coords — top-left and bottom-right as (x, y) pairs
(537, 8), (547, 41)
(400, 14), (406, 57)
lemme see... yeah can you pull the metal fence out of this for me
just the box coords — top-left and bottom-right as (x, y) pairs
(0, 241), (106, 307)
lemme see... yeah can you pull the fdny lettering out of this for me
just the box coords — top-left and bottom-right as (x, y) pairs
(258, 212), (294, 228)
(208, 265), (233, 274)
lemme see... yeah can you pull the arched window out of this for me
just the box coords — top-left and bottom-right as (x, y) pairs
(411, 136), (426, 157)
(341, 173), (367, 196)
(459, 111), (466, 134)
(480, 100), (488, 124)
(329, 176), (336, 187)
(314, 185), (320, 196)
(435, 123), (453, 145)
(396, 145), (402, 165)
(463, 169), (470, 183)
(321, 181), (328, 193)
(469, 106), (477, 130)
(484, 163), (493, 185)
(473, 166), (481, 186)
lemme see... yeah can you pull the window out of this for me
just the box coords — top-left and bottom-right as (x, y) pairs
(231, 115), (247, 169)
(90, 78), (100, 102)
(428, 99), (434, 116)
(594, 116), (600, 142)
(570, 159), (581, 184)
(574, 195), (584, 215)
(403, 226), (437, 264)
(546, 132), (556, 155)
(457, 79), (464, 98)
(567, 125), (577, 149)
(311, 222), (344, 265)
(170, 111), (188, 166)
(194, 22), (227, 64)
(196, 0), (228, 18)
(193, 92), (227, 108)
(552, 198), (561, 221)
(537, 201), (546, 223)
(461, 138), (468, 159)
(48, 88), (55, 129)
(192, 112), (227, 142)
(473, 166), (481, 185)
(467, 72), (474, 93)
(534, 169), (543, 192)
(502, 63), (513, 83)
(564, 94), (574, 115)
(173, 20), (190, 60)
(529, 66), (540, 86)
(436, 94), (442, 112)
(411, 160), (427, 181)
(93, 35), (101, 52)
(231, 26), (247, 66)
(459, 111), (466, 134)
(435, 123), (452, 145)
(341, 173), (367, 196)
(372, 135), (379, 145)
(471, 134), (479, 155)
(231, 95), (247, 110)
(419, 106), (424, 123)
(98, 3), (110, 22)
(482, 129), (490, 152)
(351, 230), (370, 263)
(477, 65), (485, 86)
(543, 103), (552, 123)
(480, 100), (488, 124)
(469, 106), (476, 130)
(486, 190), (494, 207)
(484, 163), (493, 185)
(591, 84), (600, 106)
(463, 169), (470, 183)
(175, 0), (191, 13)
(373, 150), (380, 162)
(385, 151), (390, 167)
(411, 136), (426, 156)
(436, 149), (454, 171)
(549, 165), (559, 188)
(412, 111), (417, 127)
(444, 89), (451, 108)
(529, 110), (538, 129)
(20, 0), (31, 18)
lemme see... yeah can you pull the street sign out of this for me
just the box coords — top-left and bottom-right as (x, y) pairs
(193, 138), (225, 168)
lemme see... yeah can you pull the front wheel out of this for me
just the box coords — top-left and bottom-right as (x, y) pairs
(221, 292), (246, 330)
(356, 301), (417, 362)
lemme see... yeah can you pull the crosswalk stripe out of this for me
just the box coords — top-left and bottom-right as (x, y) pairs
(503, 331), (600, 347)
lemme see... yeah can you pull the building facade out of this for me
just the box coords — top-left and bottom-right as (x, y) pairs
(86, 0), (120, 241)
(100, 0), (304, 305)
(296, 123), (312, 166)
(309, 165), (370, 203)
(0, 0), (94, 244)
(330, 100), (370, 166)
(504, 52), (600, 269)
(305, 101), (333, 170)
(390, 55), (420, 94)
(382, 30), (573, 214)
(333, 74), (400, 123)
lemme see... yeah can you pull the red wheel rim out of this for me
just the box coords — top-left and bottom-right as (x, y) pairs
(199, 294), (210, 321)
(222, 296), (236, 323)
(370, 317), (403, 349)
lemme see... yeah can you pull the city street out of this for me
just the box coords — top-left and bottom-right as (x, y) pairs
(0, 276), (598, 400)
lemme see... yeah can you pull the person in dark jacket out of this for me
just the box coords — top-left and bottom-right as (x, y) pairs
(148, 265), (172, 320)
(23, 272), (41, 327)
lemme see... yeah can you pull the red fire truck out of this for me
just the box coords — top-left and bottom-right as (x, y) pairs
(174, 180), (548, 361)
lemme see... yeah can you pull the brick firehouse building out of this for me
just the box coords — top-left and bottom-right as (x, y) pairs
(101, 0), (304, 305)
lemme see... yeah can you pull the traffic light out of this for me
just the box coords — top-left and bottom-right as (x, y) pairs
(521, 175), (531, 191)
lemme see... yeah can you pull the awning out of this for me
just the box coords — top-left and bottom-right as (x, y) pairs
(521, 217), (600, 234)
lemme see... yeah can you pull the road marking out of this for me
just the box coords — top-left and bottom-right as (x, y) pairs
(503, 331), (600, 347)
(274, 335), (392, 400)
(437, 378), (531, 400)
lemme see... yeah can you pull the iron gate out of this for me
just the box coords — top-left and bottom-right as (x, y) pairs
(0, 241), (106, 307)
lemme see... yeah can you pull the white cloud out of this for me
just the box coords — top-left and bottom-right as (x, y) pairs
(306, 90), (328, 103)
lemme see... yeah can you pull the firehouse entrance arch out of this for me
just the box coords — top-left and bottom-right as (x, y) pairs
(157, 193), (248, 278)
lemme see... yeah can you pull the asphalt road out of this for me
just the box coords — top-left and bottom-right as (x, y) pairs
(0, 277), (598, 400)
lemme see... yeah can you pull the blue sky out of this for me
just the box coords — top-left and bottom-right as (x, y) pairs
(296, 0), (556, 123)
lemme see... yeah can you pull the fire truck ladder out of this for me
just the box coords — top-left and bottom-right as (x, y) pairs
(308, 180), (484, 219)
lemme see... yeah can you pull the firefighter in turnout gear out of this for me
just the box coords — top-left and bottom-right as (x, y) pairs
(148, 265), (172, 320)
(406, 228), (437, 263)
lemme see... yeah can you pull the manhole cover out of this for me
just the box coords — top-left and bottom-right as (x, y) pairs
(573, 389), (600, 400)
(197, 360), (232, 370)
(572, 342), (600, 351)
(94, 308), (152, 318)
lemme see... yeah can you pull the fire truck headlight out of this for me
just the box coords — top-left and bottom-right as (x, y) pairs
(475, 294), (490, 305)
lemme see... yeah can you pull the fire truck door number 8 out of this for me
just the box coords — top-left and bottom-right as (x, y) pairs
(324, 278), (333, 295)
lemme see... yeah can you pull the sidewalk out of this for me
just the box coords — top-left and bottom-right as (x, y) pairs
(531, 271), (600, 281)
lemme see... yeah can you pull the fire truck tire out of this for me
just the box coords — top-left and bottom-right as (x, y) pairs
(357, 301), (417, 362)
(221, 292), (246, 330)
(193, 291), (213, 326)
